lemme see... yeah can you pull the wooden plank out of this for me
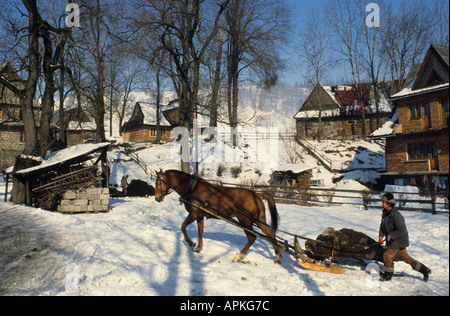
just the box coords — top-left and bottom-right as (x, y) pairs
(297, 259), (345, 274)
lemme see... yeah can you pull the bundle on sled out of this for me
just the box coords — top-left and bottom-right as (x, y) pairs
(305, 227), (384, 262)
(294, 227), (384, 274)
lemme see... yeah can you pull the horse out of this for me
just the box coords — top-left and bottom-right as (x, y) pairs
(154, 169), (282, 264)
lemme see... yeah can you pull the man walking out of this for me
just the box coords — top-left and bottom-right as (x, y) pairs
(378, 193), (431, 282)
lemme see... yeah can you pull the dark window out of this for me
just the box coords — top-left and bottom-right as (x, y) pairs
(423, 103), (430, 116)
(416, 104), (422, 117)
(410, 105), (416, 118)
(408, 143), (415, 159)
(408, 142), (434, 160)
(442, 99), (448, 113)
(431, 142), (438, 159)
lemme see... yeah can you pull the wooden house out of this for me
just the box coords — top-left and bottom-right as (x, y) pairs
(122, 102), (175, 143)
(294, 83), (394, 140)
(0, 62), (46, 171)
(373, 44), (449, 192)
(54, 106), (97, 146)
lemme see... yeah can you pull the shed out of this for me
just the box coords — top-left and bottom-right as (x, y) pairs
(271, 164), (315, 187)
(4, 143), (110, 211)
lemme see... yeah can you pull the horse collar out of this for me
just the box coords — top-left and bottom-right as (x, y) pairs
(181, 175), (199, 200)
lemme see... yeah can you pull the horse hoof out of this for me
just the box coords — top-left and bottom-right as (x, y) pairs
(194, 246), (203, 253)
(275, 254), (282, 264)
(186, 241), (197, 250)
(232, 253), (245, 263)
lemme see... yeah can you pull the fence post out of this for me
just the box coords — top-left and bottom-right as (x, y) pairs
(430, 192), (436, 215)
(362, 192), (368, 210)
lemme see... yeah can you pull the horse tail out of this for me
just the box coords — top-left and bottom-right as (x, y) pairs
(258, 192), (279, 233)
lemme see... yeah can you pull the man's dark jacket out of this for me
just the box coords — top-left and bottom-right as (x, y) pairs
(379, 207), (409, 249)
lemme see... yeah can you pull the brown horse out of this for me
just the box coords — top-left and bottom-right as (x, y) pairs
(155, 169), (282, 264)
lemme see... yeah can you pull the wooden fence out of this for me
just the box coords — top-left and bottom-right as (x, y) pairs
(216, 182), (449, 215)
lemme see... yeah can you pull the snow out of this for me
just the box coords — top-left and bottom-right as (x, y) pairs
(0, 190), (448, 296)
(5, 143), (110, 176)
(370, 110), (398, 138)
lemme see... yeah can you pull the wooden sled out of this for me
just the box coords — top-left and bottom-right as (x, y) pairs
(294, 236), (345, 274)
(297, 259), (345, 274)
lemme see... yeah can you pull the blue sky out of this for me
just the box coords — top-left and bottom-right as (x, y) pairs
(280, 0), (445, 85)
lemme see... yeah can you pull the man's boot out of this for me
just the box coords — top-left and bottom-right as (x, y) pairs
(415, 262), (431, 282)
(380, 266), (394, 281)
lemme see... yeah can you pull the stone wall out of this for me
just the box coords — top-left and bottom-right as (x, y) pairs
(58, 188), (110, 214)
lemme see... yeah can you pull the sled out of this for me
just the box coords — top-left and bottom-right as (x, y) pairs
(294, 236), (345, 274)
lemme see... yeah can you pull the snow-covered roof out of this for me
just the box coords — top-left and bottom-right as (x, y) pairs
(6, 143), (110, 176)
(294, 109), (341, 119)
(370, 110), (399, 138)
(141, 104), (171, 127)
(274, 164), (315, 173)
(390, 82), (449, 100)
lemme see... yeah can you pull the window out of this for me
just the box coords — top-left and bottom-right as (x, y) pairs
(409, 103), (424, 119)
(416, 104), (421, 117)
(19, 132), (25, 143)
(431, 142), (438, 159)
(443, 99), (448, 113)
(410, 104), (422, 119)
(423, 103), (430, 116)
(407, 142), (438, 160)
(410, 105), (416, 118)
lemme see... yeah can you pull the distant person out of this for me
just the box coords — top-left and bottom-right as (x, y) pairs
(121, 175), (129, 196)
(378, 193), (431, 282)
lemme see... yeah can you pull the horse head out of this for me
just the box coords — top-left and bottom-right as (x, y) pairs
(155, 169), (170, 203)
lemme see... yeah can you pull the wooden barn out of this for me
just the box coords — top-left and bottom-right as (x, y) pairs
(271, 164), (315, 187)
(54, 106), (97, 146)
(122, 102), (175, 143)
(294, 82), (394, 140)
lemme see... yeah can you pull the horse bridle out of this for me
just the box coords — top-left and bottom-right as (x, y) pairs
(156, 173), (173, 200)
(156, 172), (193, 200)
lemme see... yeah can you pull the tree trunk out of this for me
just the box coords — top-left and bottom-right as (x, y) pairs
(209, 29), (224, 131)
(21, 0), (40, 156)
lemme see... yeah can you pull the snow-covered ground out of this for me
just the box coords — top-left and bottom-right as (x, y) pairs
(0, 188), (448, 296)
(1, 132), (448, 296)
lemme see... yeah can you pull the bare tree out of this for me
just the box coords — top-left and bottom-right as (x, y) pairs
(381, 0), (434, 93)
(297, 8), (334, 142)
(431, 0), (449, 46)
(132, 0), (230, 173)
(326, 0), (369, 139)
(224, 0), (289, 146)
(357, 0), (386, 128)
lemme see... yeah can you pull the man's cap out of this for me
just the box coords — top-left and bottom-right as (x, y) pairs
(382, 193), (396, 205)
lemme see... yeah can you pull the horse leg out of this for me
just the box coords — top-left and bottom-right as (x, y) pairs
(194, 216), (204, 253)
(181, 212), (197, 250)
(233, 229), (257, 262)
(258, 223), (282, 264)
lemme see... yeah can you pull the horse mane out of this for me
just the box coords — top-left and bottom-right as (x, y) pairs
(165, 170), (190, 177)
